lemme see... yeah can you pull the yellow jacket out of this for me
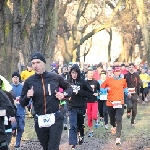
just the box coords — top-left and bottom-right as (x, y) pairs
(139, 73), (149, 88)
(21, 70), (35, 81)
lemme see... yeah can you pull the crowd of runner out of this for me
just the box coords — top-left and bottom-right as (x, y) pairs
(0, 52), (150, 150)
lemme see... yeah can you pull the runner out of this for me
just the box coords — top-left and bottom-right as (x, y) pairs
(98, 70), (109, 130)
(120, 63), (128, 76)
(21, 62), (35, 118)
(11, 72), (25, 148)
(101, 67), (130, 145)
(21, 62), (35, 82)
(124, 63), (142, 127)
(20, 52), (73, 150)
(106, 67), (113, 78)
(93, 63), (103, 80)
(139, 68), (149, 104)
(67, 64), (93, 149)
(0, 88), (15, 150)
(86, 69), (100, 136)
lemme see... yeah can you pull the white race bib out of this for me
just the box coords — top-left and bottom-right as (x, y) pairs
(4, 116), (8, 125)
(111, 101), (122, 108)
(128, 88), (135, 94)
(100, 95), (107, 100)
(0, 109), (6, 116)
(38, 114), (55, 128)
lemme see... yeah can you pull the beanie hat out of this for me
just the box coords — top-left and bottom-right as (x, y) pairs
(31, 52), (46, 63)
(12, 72), (20, 78)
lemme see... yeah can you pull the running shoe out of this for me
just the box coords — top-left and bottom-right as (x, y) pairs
(105, 124), (108, 130)
(145, 97), (148, 102)
(78, 136), (84, 145)
(95, 123), (99, 129)
(111, 126), (116, 134)
(71, 145), (76, 150)
(99, 120), (104, 127)
(127, 113), (131, 119)
(88, 131), (93, 137)
(131, 124), (135, 128)
(115, 138), (121, 145)
(64, 124), (67, 130)
(142, 101), (145, 105)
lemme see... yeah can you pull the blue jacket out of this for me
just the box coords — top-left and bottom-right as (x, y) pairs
(97, 80), (108, 100)
(11, 83), (25, 116)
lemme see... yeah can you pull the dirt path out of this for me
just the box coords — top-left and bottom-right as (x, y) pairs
(10, 100), (150, 150)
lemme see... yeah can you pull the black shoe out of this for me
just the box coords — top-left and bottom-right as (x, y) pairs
(78, 136), (84, 145)
(64, 124), (67, 130)
(14, 146), (20, 148)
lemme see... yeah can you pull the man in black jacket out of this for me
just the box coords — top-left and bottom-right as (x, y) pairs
(20, 52), (72, 150)
(67, 64), (93, 149)
(0, 89), (15, 150)
(124, 63), (142, 127)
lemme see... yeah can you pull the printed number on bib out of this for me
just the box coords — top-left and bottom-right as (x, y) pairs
(100, 95), (107, 100)
(38, 114), (55, 128)
(111, 101), (122, 108)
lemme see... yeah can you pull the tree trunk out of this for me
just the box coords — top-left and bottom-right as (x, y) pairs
(107, 28), (112, 62)
(11, 0), (21, 73)
(0, 0), (6, 77)
(136, 0), (148, 63)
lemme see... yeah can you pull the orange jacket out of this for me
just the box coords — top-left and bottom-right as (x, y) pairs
(101, 77), (127, 106)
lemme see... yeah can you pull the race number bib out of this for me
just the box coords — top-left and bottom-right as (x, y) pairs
(128, 88), (135, 94)
(71, 85), (80, 93)
(111, 101), (122, 108)
(38, 114), (55, 128)
(4, 116), (8, 125)
(0, 109), (6, 116)
(100, 95), (107, 100)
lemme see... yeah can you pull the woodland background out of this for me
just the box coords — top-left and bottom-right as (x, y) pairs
(0, 0), (150, 79)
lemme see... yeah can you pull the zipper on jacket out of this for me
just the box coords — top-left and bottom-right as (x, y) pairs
(41, 75), (46, 114)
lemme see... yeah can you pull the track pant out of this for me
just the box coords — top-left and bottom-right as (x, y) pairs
(108, 106), (124, 138)
(0, 141), (8, 150)
(35, 112), (64, 150)
(127, 93), (138, 124)
(68, 109), (85, 145)
(98, 100), (108, 125)
(87, 102), (98, 127)
(15, 116), (25, 147)
(140, 87), (149, 101)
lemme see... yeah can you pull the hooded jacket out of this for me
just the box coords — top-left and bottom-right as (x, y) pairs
(67, 64), (93, 109)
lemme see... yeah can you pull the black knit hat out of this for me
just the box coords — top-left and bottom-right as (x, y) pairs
(31, 52), (46, 63)
(12, 72), (20, 78)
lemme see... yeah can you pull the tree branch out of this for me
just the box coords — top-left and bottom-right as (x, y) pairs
(74, 0), (123, 49)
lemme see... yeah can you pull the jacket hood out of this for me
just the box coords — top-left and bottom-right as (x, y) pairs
(69, 64), (80, 78)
